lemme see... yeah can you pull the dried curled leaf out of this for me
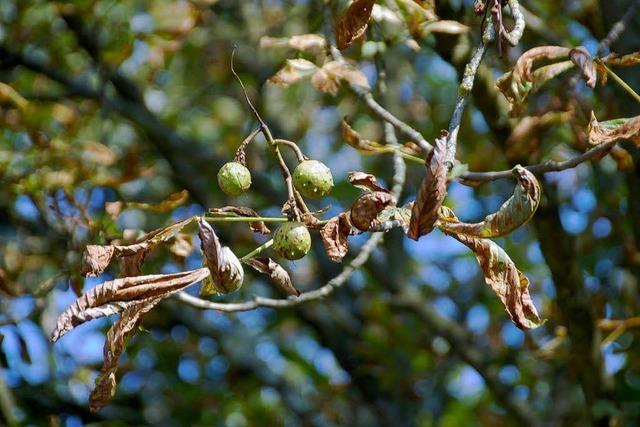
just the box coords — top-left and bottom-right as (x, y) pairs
(440, 208), (543, 330)
(336, 0), (375, 50)
(89, 297), (161, 412)
(496, 46), (574, 116)
(259, 34), (326, 54)
(348, 171), (390, 193)
(438, 165), (541, 238)
(81, 217), (195, 277)
(126, 190), (190, 212)
(341, 119), (386, 153)
(269, 60), (369, 95)
(588, 112), (640, 146)
(198, 218), (244, 295)
(408, 136), (447, 240)
(350, 191), (396, 231)
(421, 20), (469, 35)
(320, 212), (352, 262)
(51, 268), (210, 341)
(569, 47), (596, 88)
(243, 257), (299, 296)
(268, 58), (319, 86)
(208, 206), (270, 234)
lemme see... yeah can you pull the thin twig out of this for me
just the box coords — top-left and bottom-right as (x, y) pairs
(597, 0), (640, 56)
(596, 59), (640, 103)
(273, 139), (308, 162)
(445, 15), (496, 167)
(230, 48), (308, 219)
(321, 4), (432, 151)
(234, 127), (262, 165)
(460, 138), (619, 183)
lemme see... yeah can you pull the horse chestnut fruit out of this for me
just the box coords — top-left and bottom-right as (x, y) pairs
(273, 222), (311, 260)
(293, 160), (333, 199)
(217, 162), (251, 196)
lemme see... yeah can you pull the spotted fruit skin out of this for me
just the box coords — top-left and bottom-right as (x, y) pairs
(293, 160), (333, 199)
(217, 162), (252, 196)
(273, 222), (311, 260)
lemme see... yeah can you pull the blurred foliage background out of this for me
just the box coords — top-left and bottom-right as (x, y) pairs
(1, 0), (640, 426)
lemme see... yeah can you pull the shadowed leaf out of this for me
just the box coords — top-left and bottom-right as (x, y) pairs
(569, 47), (596, 88)
(336, 0), (375, 50)
(89, 296), (161, 412)
(320, 212), (352, 262)
(348, 171), (390, 193)
(350, 191), (396, 231)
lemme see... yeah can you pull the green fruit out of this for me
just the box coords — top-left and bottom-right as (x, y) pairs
(217, 162), (251, 196)
(293, 160), (333, 199)
(273, 222), (311, 260)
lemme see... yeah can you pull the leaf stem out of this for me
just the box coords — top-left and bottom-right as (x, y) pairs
(204, 216), (289, 223)
(241, 239), (274, 260)
(597, 59), (640, 103)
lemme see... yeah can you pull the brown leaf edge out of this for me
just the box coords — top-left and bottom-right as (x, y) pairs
(336, 0), (376, 50)
(320, 212), (352, 262)
(439, 207), (544, 330)
(408, 135), (448, 240)
(51, 268), (210, 342)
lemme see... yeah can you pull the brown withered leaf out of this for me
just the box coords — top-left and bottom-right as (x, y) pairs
(439, 208), (544, 330)
(588, 112), (640, 146)
(89, 296), (161, 412)
(168, 233), (194, 262)
(438, 165), (541, 238)
(243, 257), (300, 297)
(348, 171), (390, 193)
(350, 191), (397, 231)
(336, 0), (375, 50)
(260, 34), (326, 54)
(320, 212), (352, 262)
(81, 217), (195, 277)
(82, 246), (116, 277)
(602, 51), (640, 67)
(569, 46), (596, 88)
(408, 136), (447, 240)
(198, 218), (244, 295)
(311, 61), (370, 95)
(51, 268), (210, 342)
(341, 119), (386, 153)
(268, 58), (318, 86)
(208, 206), (270, 234)
(496, 46), (574, 116)
(421, 20), (469, 35)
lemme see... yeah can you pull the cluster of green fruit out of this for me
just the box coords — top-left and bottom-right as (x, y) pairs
(217, 159), (334, 261)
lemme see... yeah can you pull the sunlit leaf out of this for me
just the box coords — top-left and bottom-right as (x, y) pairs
(439, 207), (544, 330)
(438, 165), (541, 238)
(51, 268), (210, 341)
(588, 112), (640, 146)
(197, 218), (244, 296)
(320, 212), (352, 262)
